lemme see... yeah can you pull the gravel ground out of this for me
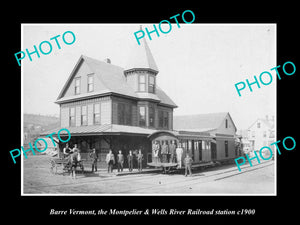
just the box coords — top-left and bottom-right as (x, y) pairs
(23, 155), (275, 195)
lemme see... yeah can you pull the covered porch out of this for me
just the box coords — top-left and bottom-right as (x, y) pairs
(41, 124), (157, 168)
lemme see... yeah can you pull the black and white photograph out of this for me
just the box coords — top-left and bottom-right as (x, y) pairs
(21, 24), (276, 195)
(3, 4), (299, 223)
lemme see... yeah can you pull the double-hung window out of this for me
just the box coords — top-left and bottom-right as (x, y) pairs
(87, 75), (94, 92)
(149, 105), (155, 127)
(163, 111), (169, 128)
(139, 106), (146, 126)
(158, 110), (164, 128)
(75, 78), (80, 95)
(81, 105), (87, 126)
(149, 75), (155, 93)
(139, 75), (146, 92)
(69, 107), (75, 126)
(94, 103), (100, 125)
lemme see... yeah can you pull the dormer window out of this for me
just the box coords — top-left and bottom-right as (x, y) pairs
(149, 75), (155, 93)
(138, 74), (146, 92)
(75, 77), (80, 95)
(87, 75), (94, 92)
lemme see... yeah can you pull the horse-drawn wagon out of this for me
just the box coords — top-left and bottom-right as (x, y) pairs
(49, 157), (84, 175)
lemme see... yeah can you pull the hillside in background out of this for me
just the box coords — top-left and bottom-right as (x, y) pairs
(24, 113), (59, 126)
(23, 113), (60, 145)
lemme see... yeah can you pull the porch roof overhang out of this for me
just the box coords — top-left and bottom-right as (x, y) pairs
(147, 129), (214, 141)
(40, 124), (158, 137)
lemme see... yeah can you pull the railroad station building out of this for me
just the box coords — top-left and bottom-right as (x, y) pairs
(45, 36), (240, 167)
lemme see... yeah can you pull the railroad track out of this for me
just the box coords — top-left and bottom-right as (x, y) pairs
(25, 160), (274, 194)
(114, 160), (274, 193)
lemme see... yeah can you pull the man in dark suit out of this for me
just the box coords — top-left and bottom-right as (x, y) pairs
(89, 148), (98, 172)
(169, 140), (177, 163)
(127, 150), (134, 172)
(161, 141), (169, 163)
(137, 149), (144, 172)
(117, 150), (124, 172)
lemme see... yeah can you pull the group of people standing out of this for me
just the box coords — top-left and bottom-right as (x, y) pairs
(152, 140), (193, 176)
(105, 149), (144, 173)
(152, 140), (182, 165)
(62, 140), (193, 178)
(62, 145), (145, 177)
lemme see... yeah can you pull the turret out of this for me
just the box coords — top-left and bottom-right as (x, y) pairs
(124, 26), (159, 95)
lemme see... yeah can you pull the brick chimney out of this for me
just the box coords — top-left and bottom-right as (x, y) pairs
(104, 58), (111, 64)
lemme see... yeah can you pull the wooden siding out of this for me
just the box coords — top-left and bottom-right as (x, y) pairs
(215, 113), (236, 135)
(75, 106), (81, 126)
(202, 148), (212, 162)
(110, 96), (174, 130)
(100, 101), (111, 124)
(216, 139), (235, 160)
(60, 95), (174, 130)
(60, 96), (112, 127)
(125, 70), (156, 93)
(61, 107), (69, 127)
(132, 104), (138, 126)
(157, 105), (173, 130)
(125, 72), (138, 92)
(87, 104), (93, 126)
(111, 96), (137, 126)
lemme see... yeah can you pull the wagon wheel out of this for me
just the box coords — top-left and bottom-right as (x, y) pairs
(62, 163), (71, 176)
(165, 166), (171, 173)
(162, 166), (171, 174)
(50, 159), (57, 174)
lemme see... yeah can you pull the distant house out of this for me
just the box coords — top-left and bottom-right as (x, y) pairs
(173, 112), (239, 163)
(247, 115), (275, 151)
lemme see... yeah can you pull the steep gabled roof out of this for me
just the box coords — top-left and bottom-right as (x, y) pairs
(247, 118), (274, 130)
(260, 119), (274, 129)
(55, 55), (176, 107)
(173, 112), (237, 132)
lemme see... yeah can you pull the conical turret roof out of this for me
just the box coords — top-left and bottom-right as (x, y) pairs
(125, 27), (159, 72)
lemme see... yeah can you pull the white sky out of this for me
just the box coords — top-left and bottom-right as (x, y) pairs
(22, 24), (276, 130)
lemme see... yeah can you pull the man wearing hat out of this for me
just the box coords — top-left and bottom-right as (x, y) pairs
(169, 140), (177, 163)
(106, 149), (115, 173)
(89, 148), (98, 172)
